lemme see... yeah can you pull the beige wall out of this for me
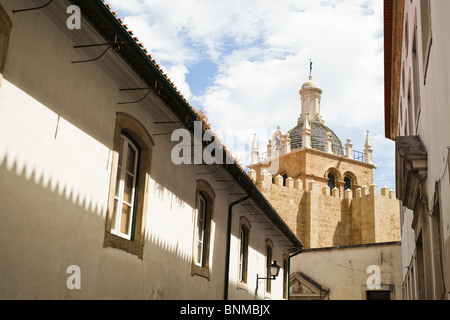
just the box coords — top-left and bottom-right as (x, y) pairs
(290, 242), (403, 300)
(0, 0), (293, 299)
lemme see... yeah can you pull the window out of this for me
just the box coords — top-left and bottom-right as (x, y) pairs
(420, 0), (432, 82)
(344, 176), (353, 198)
(430, 182), (445, 297)
(191, 180), (215, 280)
(282, 174), (288, 187)
(404, 15), (409, 56)
(344, 177), (351, 192)
(416, 233), (426, 299)
(327, 173), (336, 195)
(195, 194), (207, 267)
(265, 239), (274, 294)
(366, 290), (391, 300)
(412, 24), (421, 131)
(402, 63), (406, 98)
(407, 82), (414, 135)
(104, 113), (154, 259)
(238, 217), (251, 284)
(111, 135), (139, 239)
(0, 4), (12, 88)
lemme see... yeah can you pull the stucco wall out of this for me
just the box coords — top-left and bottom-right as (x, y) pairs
(395, 0), (450, 299)
(290, 242), (403, 300)
(0, 0), (292, 300)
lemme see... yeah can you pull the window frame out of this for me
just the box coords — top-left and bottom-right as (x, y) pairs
(191, 180), (215, 280)
(420, 0), (432, 84)
(103, 113), (154, 259)
(344, 177), (351, 191)
(110, 134), (139, 240)
(327, 173), (336, 195)
(412, 18), (422, 133)
(343, 174), (354, 199)
(363, 284), (395, 300)
(238, 217), (251, 285)
(195, 194), (207, 267)
(265, 238), (274, 294)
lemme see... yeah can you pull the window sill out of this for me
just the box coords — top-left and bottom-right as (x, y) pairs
(191, 264), (210, 281)
(237, 281), (248, 292)
(103, 231), (143, 259)
(264, 290), (272, 300)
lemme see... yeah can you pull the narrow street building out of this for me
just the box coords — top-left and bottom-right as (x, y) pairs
(384, 0), (450, 300)
(0, 0), (301, 300)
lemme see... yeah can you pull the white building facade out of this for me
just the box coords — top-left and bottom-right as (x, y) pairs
(384, 0), (450, 300)
(0, 0), (301, 300)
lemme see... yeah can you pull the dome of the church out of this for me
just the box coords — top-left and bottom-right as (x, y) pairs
(301, 79), (320, 90)
(301, 76), (321, 91)
(288, 120), (344, 155)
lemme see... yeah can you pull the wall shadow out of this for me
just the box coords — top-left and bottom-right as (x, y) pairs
(0, 152), (204, 299)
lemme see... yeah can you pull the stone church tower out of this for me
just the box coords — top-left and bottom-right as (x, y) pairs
(247, 76), (401, 249)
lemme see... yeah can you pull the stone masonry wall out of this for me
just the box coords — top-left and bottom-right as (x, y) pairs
(250, 170), (401, 249)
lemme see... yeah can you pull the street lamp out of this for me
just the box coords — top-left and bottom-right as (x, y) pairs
(256, 261), (281, 292)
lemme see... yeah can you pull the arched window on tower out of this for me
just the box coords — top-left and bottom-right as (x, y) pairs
(344, 177), (351, 191)
(282, 174), (288, 187)
(327, 173), (336, 196)
(344, 177), (352, 198)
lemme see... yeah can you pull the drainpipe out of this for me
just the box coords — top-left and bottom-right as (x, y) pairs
(224, 195), (250, 300)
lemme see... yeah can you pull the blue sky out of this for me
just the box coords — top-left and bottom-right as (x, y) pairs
(107, 0), (396, 190)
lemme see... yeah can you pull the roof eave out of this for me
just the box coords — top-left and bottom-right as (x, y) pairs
(383, 0), (405, 141)
(71, 0), (303, 249)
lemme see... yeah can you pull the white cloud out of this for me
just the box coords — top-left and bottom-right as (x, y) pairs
(107, 0), (394, 187)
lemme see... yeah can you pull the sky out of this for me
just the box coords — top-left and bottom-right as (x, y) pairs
(107, 0), (396, 190)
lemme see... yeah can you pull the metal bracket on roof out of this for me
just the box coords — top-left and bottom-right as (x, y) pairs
(72, 37), (122, 64)
(216, 181), (239, 191)
(154, 121), (184, 125)
(13, 0), (54, 13)
(152, 116), (190, 136)
(152, 123), (184, 136)
(197, 165), (222, 175)
(71, 44), (117, 64)
(118, 80), (162, 105)
(118, 88), (154, 105)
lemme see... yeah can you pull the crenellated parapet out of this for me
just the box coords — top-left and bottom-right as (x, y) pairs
(246, 74), (400, 251)
(248, 169), (400, 249)
(250, 168), (396, 200)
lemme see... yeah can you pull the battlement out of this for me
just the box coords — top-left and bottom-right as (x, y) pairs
(248, 169), (396, 200)
(312, 182), (397, 200)
(248, 166), (401, 249)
